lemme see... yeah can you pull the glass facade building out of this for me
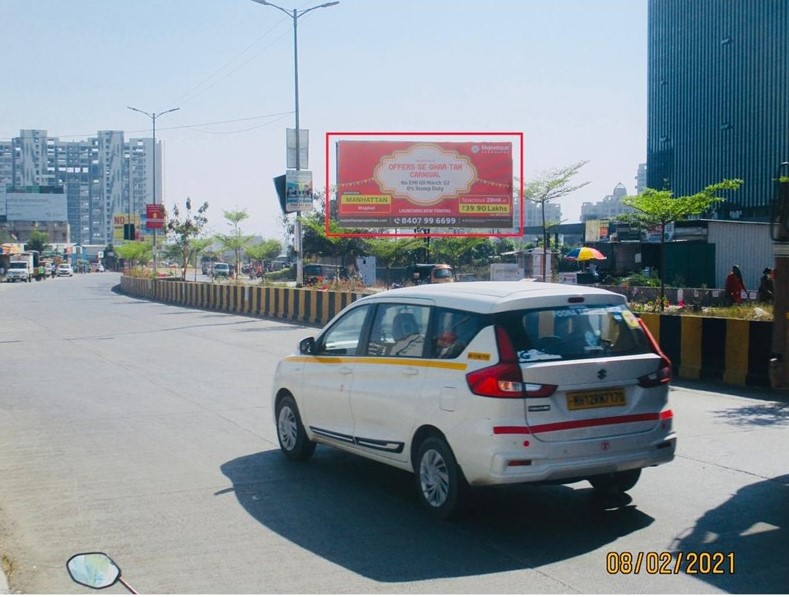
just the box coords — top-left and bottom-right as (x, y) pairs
(647, 0), (789, 220)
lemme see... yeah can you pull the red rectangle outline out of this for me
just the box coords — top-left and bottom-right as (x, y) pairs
(324, 132), (524, 238)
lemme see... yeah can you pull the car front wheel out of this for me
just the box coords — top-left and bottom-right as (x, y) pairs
(588, 468), (641, 493)
(276, 394), (315, 461)
(415, 436), (468, 519)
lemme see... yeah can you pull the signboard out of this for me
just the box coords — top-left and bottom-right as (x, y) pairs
(490, 263), (524, 281)
(286, 128), (309, 170)
(4, 190), (67, 221)
(336, 140), (514, 229)
(285, 170), (314, 212)
(113, 214), (141, 243)
(146, 204), (165, 229)
(642, 222), (675, 243)
(585, 219), (609, 242)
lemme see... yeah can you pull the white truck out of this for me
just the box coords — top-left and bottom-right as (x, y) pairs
(6, 253), (35, 283)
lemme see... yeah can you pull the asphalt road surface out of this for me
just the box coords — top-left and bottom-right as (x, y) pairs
(1, 273), (787, 593)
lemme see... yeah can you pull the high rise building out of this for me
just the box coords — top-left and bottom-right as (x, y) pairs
(647, 0), (789, 221)
(523, 199), (561, 229)
(635, 163), (647, 195)
(0, 129), (159, 245)
(580, 182), (634, 222)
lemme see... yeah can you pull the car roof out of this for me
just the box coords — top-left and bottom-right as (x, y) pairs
(355, 281), (627, 314)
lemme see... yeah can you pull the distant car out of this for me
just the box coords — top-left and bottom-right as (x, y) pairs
(56, 264), (74, 277)
(212, 262), (231, 278)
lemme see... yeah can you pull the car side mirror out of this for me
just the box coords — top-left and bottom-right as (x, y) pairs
(299, 337), (316, 355)
(66, 553), (121, 590)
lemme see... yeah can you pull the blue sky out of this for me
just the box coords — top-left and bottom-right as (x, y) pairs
(1, 0), (648, 240)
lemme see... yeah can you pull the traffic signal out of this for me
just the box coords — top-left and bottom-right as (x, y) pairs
(123, 223), (136, 240)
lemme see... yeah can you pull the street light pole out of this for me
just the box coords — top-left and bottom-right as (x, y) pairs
(127, 105), (179, 272)
(251, 0), (339, 286)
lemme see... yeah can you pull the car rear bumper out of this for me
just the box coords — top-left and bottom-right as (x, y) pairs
(456, 429), (676, 486)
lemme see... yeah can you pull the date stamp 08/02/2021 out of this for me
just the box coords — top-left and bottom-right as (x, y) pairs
(606, 552), (735, 575)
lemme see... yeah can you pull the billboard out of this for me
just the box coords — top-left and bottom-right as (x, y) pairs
(334, 137), (518, 231)
(113, 214), (141, 243)
(4, 190), (67, 222)
(285, 170), (314, 212)
(145, 204), (165, 229)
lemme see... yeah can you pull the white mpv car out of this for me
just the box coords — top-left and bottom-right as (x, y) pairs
(272, 281), (676, 518)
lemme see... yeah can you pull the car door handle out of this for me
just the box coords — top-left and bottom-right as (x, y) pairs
(401, 367), (420, 376)
(339, 366), (353, 375)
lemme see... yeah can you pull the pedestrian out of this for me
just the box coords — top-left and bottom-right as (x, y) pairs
(758, 267), (775, 303)
(725, 264), (746, 304)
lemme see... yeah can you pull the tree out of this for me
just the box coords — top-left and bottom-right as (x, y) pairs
(524, 161), (590, 281)
(245, 239), (282, 275)
(216, 209), (253, 279)
(166, 197), (209, 280)
(430, 237), (489, 269)
(115, 241), (152, 271)
(365, 237), (425, 268)
(300, 211), (367, 265)
(26, 229), (51, 254)
(622, 179), (743, 308)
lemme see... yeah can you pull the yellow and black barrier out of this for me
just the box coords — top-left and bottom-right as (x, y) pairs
(639, 312), (773, 387)
(119, 277), (365, 328)
(118, 277), (773, 387)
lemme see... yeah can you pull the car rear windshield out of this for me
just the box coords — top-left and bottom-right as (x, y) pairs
(494, 304), (652, 362)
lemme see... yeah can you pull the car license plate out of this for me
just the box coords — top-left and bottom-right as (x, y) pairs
(566, 388), (626, 410)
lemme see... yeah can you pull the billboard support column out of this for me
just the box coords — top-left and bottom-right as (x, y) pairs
(769, 163), (789, 388)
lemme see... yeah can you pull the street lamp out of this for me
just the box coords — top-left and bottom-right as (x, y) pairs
(251, 0), (339, 286)
(127, 105), (180, 271)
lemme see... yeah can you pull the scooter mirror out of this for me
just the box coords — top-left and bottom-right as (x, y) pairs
(66, 552), (121, 590)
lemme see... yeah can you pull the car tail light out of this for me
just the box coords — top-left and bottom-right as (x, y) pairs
(466, 326), (557, 398)
(637, 317), (672, 387)
(638, 357), (672, 387)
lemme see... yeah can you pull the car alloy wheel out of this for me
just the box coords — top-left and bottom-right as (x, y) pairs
(415, 436), (467, 519)
(278, 405), (298, 452)
(420, 448), (450, 508)
(275, 395), (315, 461)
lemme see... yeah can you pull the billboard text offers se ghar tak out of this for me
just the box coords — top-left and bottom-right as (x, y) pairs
(335, 141), (517, 231)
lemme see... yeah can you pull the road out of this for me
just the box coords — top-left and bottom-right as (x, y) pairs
(1, 273), (787, 594)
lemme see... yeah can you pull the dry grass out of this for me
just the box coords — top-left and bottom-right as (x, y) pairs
(1, 553), (14, 583)
(631, 300), (774, 321)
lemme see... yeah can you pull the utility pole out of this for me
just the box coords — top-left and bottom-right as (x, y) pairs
(769, 162), (789, 388)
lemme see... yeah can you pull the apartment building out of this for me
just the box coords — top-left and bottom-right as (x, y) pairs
(0, 129), (159, 245)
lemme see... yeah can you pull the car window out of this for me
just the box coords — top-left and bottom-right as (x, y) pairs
(432, 267), (454, 281)
(430, 308), (483, 359)
(365, 304), (430, 358)
(495, 304), (651, 362)
(318, 305), (371, 356)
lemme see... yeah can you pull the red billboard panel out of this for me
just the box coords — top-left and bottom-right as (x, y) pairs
(335, 139), (516, 230)
(145, 204), (165, 229)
